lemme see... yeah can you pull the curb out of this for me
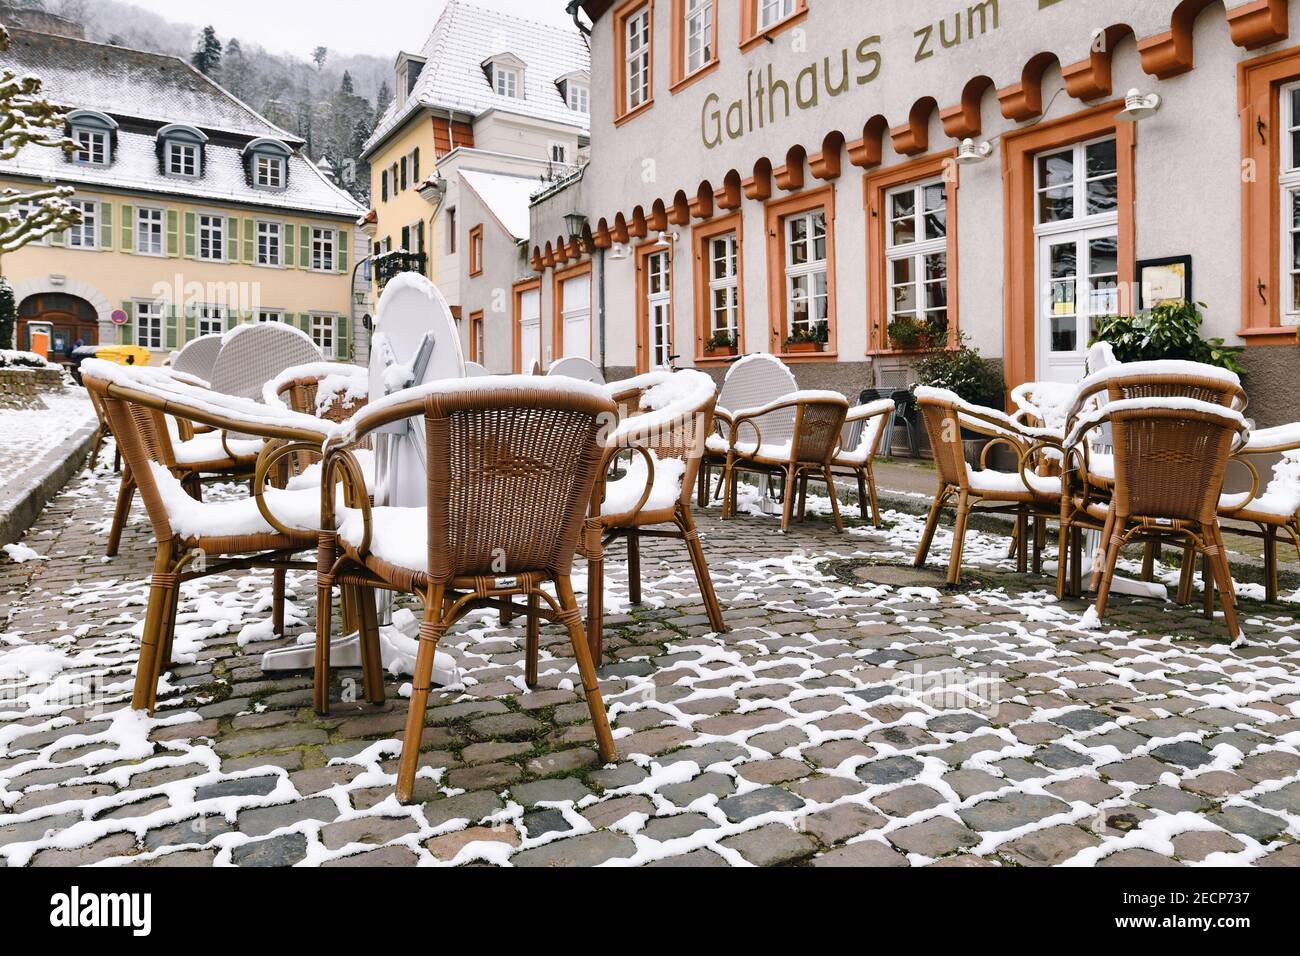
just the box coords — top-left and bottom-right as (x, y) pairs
(0, 422), (98, 549)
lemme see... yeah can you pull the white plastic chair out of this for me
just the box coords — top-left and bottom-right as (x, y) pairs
(170, 333), (223, 383)
(699, 354), (799, 507)
(548, 356), (606, 385)
(464, 361), (491, 378)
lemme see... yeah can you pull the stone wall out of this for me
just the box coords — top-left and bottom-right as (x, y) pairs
(0, 367), (66, 409)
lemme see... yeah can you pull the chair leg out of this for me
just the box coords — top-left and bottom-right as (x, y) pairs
(1092, 521), (1125, 620)
(677, 507), (725, 634)
(1202, 550), (1216, 619)
(914, 488), (949, 568)
(1089, 508), (1117, 592)
(823, 467), (844, 532)
(106, 469), (136, 558)
(779, 466), (798, 533)
(626, 531), (642, 605)
(272, 567), (286, 637)
(1176, 543), (1197, 605)
(1070, 526), (1084, 598)
(525, 593), (541, 688)
(797, 472), (808, 521)
(866, 466), (882, 528)
(356, 585), (385, 706)
(1056, 514), (1072, 600)
(112, 445), (121, 473)
(396, 585), (447, 804)
(88, 427), (104, 470)
(132, 546), (176, 712)
(585, 523), (606, 665)
(947, 491), (971, 586)
(313, 573), (334, 716)
(1032, 515), (1046, 576)
(1264, 527), (1278, 603)
(720, 456), (736, 519)
(1015, 512), (1029, 573)
(855, 470), (869, 523)
(697, 461), (710, 508)
(555, 575), (616, 764)
(1007, 520), (1020, 560)
(1207, 524), (1243, 640)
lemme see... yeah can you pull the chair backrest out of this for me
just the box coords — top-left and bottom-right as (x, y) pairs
(718, 354), (799, 446)
(423, 385), (615, 580)
(170, 334), (223, 381)
(1010, 380), (1077, 430)
(84, 376), (178, 540)
(464, 361), (491, 378)
(269, 362), (369, 426)
(791, 393), (850, 466)
(916, 391), (974, 491)
(548, 356), (605, 385)
(209, 323), (323, 402)
(841, 398), (896, 461)
(606, 370), (716, 513)
(1108, 401), (1246, 524)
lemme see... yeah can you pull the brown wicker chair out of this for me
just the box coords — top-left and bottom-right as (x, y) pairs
(317, 377), (618, 803)
(913, 387), (1063, 585)
(79, 359), (343, 713)
(1218, 424), (1300, 603)
(720, 390), (850, 532)
(584, 371), (726, 664)
(1061, 396), (1250, 640)
(263, 362), (371, 477)
(825, 398), (895, 527)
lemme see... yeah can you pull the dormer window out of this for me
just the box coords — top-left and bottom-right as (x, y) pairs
(74, 129), (108, 166)
(569, 84), (589, 113)
(65, 109), (118, 167)
(168, 141), (197, 177)
(157, 124), (207, 179)
(242, 137), (293, 190)
(556, 71), (591, 115)
(395, 52), (426, 107)
(256, 154), (285, 188)
(483, 53), (526, 100)
(495, 67), (518, 98)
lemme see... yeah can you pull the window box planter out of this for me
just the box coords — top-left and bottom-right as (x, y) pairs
(704, 343), (739, 357)
(784, 340), (826, 354)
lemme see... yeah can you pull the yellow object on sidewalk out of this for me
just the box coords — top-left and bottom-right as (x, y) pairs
(92, 345), (151, 367)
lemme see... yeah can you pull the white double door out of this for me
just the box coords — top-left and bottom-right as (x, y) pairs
(560, 274), (591, 361)
(519, 288), (540, 372)
(1036, 224), (1119, 383)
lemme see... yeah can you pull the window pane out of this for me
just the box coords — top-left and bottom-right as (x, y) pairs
(924, 208), (946, 241)
(1050, 241), (1077, 279)
(892, 215), (916, 246)
(1088, 236), (1117, 277)
(1037, 150), (1073, 188)
(1086, 176), (1118, 215)
(1292, 131), (1300, 171)
(892, 283), (916, 314)
(1051, 314), (1078, 352)
(891, 257), (914, 284)
(925, 252), (947, 281)
(811, 212), (826, 261)
(1039, 186), (1073, 223)
(925, 280), (948, 311)
(891, 191), (915, 220)
(1086, 139), (1117, 178)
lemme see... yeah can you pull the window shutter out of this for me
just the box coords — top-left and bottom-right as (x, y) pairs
(401, 225), (410, 252)
(400, 156), (407, 190)
(166, 209), (179, 256)
(184, 211), (196, 257)
(166, 303), (178, 349)
(284, 224), (296, 268)
(183, 303), (196, 341)
(338, 229), (348, 272)
(99, 202), (113, 250)
(243, 218), (255, 262)
(412, 148), (419, 182)
(381, 171), (388, 202)
(299, 226), (310, 269)
(335, 314), (350, 360)
(226, 217), (238, 261)
(121, 204), (134, 250)
(120, 302), (133, 345)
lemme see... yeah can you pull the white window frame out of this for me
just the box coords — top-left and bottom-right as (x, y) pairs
(549, 142), (568, 165)
(644, 248), (673, 368)
(66, 199), (97, 249)
(494, 67), (519, 98)
(257, 310), (283, 323)
(311, 227), (336, 272)
(685, 0), (714, 75)
(196, 304), (226, 337)
(758, 0), (797, 31)
(256, 220), (282, 267)
(1281, 80), (1300, 319)
(255, 154), (285, 188)
(167, 141), (198, 177)
(136, 206), (164, 256)
(73, 128), (108, 166)
(624, 5), (651, 113)
(784, 208), (829, 336)
(135, 300), (164, 350)
(311, 313), (335, 358)
(198, 213), (225, 261)
(707, 232), (739, 341)
(568, 82), (590, 113)
(885, 177), (949, 333)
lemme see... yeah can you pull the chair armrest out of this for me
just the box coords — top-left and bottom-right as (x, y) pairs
(845, 398), (895, 423)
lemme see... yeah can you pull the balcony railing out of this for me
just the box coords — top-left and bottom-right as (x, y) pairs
(374, 251), (428, 290)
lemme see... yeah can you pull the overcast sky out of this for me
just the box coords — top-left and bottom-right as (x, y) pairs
(118, 0), (578, 58)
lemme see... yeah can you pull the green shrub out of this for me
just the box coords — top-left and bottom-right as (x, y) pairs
(0, 277), (14, 351)
(1091, 301), (1244, 374)
(914, 333), (1004, 408)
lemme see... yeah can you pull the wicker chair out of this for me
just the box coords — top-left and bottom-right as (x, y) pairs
(584, 370), (726, 663)
(720, 390), (850, 533)
(80, 359), (344, 712)
(1061, 397), (1250, 640)
(170, 333), (223, 382)
(913, 387), (1064, 585)
(317, 377), (618, 803)
(826, 398), (895, 526)
(1218, 424), (1300, 603)
(698, 354), (798, 507)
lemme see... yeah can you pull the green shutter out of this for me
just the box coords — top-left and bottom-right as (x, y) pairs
(226, 217), (238, 261)
(243, 218), (255, 262)
(99, 202), (113, 250)
(337, 229), (348, 272)
(284, 224), (295, 268)
(166, 210), (179, 257)
(335, 314), (349, 360)
(120, 302), (133, 345)
(299, 314), (313, 339)
(121, 204), (134, 251)
(183, 303), (196, 341)
(184, 211), (196, 258)
(165, 304), (178, 349)
(299, 226), (310, 270)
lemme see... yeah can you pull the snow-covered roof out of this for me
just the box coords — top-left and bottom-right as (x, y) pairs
(1, 28), (296, 143)
(362, 0), (590, 160)
(459, 168), (542, 241)
(0, 127), (363, 219)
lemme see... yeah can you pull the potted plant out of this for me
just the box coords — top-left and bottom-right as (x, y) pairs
(888, 315), (949, 352)
(914, 334), (1006, 464)
(785, 322), (828, 354)
(704, 329), (738, 356)
(1091, 301), (1244, 373)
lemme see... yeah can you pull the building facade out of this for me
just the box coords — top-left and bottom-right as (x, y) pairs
(0, 27), (366, 365)
(530, 0), (1300, 423)
(360, 0), (591, 371)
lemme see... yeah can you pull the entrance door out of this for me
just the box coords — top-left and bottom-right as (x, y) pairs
(560, 273), (591, 360)
(519, 287), (540, 372)
(17, 293), (98, 363)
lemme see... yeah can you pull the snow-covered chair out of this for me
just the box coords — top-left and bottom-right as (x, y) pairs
(209, 322), (323, 402)
(1219, 423), (1300, 603)
(80, 358), (344, 713)
(826, 398), (896, 526)
(584, 370), (725, 662)
(698, 353), (799, 506)
(263, 361), (373, 483)
(170, 333), (222, 383)
(315, 375), (618, 803)
(547, 355), (605, 385)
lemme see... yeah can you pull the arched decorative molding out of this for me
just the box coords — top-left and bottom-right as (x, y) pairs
(689, 180), (715, 219)
(940, 76), (994, 139)
(648, 198), (669, 232)
(716, 169), (744, 210)
(998, 52), (1059, 121)
(891, 97), (937, 156)
(65, 108), (118, 131)
(157, 122), (209, 143)
(774, 144), (806, 191)
(530, 247), (544, 271)
(1227, 0), (1289, 49)
(628, 206), (649, 240)
(1138, 0), (1218, 79)
(541, 240), (556, 268)
(668, 190), (692, 225)
(13, 277), (114, 329)
(592, 218), (612, 249)
(1062, 24), (1135, 101)
(847, 114), (890, 168)
(809, 131), (845, 181)
(743, 157), (773, 201)
(612, 213), (630, 245)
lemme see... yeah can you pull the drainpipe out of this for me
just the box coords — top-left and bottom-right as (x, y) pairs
(597, 244), (607, 376)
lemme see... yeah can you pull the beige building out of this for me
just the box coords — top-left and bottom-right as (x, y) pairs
(360, 0), (591, 371)
(0, 27), (365, 365)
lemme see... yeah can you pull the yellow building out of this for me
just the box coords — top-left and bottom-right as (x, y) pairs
(0, 27), (365, 364)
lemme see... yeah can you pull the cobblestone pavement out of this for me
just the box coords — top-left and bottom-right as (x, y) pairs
(1, 453), (1299, 868)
